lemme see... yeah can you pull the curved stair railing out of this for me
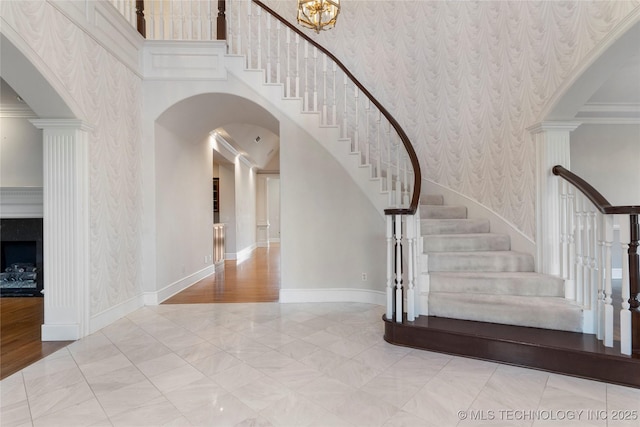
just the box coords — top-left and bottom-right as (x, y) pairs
(111, 0), (423, 323)
(227, 0), (423, 322)
(553, 165), (640, 356)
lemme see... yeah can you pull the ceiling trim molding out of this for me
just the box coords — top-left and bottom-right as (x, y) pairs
(0, 106), (38, 119)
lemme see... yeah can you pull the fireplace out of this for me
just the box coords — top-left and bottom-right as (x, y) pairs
(0, 219), (43, 297)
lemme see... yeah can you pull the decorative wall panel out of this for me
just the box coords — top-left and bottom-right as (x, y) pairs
(265, 0), (640, 240)
(2, 1), (144, 316)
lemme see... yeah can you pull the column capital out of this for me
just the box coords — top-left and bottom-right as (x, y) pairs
(29, 119), (93, 132)
(527, 121), (582, 134)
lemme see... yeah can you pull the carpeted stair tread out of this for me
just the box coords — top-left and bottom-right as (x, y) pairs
(429, 272), (565, 297)
(420, 195), (444, 206)
(428, 251), (535, 272)
(428, 293), (583, 332)
(421, 205), (467, 220)
(421, 218), (490, 235)
(423, 233), (510, 252)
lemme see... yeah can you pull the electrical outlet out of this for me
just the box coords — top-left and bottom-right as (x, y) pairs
(361, 273), (367, 281)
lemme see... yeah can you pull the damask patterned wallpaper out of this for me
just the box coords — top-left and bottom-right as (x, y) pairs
(3, 1), (144, 316)
(266, 0), (640, 240)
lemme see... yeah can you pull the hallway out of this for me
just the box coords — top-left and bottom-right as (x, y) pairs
(0, 246), (280, 379)
(164, 244), (280, 304)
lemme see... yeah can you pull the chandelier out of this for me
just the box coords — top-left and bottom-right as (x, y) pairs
(297, 0), (341, 33)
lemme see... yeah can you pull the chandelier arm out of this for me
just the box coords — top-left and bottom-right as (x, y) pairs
(251, 0), (421, 214)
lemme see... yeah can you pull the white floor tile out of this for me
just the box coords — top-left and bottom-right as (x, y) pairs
(7, 302), (640, 427)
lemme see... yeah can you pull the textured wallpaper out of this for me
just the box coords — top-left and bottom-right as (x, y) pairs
(264, 0), (640, 240)
(3, 1), (144, 315)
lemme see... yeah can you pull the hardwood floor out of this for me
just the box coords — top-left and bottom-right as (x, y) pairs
(0, 297), (72, 380)
(164, 244), (281, 304)
(0, 245), (279, 380)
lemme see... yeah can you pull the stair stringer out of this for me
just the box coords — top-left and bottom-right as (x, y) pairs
(225, 54), (394, 217)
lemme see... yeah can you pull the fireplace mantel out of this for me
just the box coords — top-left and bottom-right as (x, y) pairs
(0, 187), (43, 218)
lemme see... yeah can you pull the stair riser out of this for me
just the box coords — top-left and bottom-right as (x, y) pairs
(423, 234), (510, 252)
(430, 274), (564, 297)
(428, 253), (535, 272)
(421, 206), (467, 219)
(420, 195), (444, 205)
(421, 219), (490, 235)
(428, 293), (582, 332)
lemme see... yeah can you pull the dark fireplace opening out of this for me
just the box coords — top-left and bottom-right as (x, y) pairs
(1, 241), (37, 270)
(0, 218), (43, 297)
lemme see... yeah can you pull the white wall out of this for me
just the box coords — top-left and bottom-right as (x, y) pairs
(280, 120), (386, 299)
(0, 117), (42, 187)
(268, 177), (280, 241)
(2, 1), (145, 327)
(219, 163), (236, 256)
(570, 124), (640, 206)
(265, 0), (639, 242)
(233, 159), (257, 257)
(155, 123), (213, 291)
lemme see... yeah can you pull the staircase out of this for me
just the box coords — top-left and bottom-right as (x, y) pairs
(420, 194), (583, 332)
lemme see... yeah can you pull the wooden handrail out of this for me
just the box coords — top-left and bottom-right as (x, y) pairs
(554, 164), (640, 355)
(252, 0), (421, 215)
(552, 165), (640, 215)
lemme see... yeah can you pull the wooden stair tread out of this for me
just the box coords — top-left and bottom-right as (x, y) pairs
(384, 315), (640, 388)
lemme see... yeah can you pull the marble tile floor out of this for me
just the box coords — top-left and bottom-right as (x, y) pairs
(1, 302), (639, 427)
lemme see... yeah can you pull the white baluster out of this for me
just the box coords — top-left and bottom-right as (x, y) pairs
(285, 29), (291, 97)
(246, 0), (252, 68)
(303, 43), (310, 111)
(619, 214), (632, 355)
(375, 111), (381, 179)
(342, 74), (348, 139)
(322, 54), (327, 125)
(353, 87), (359, 154)
(602, 214), (614, 347)
(386, 215), (393, 320)
(295, 34), (300, 98)
(256, 7), (262, 70)
(394, 214), (403, 323)
(395, 139), (401, 207)
(313, 47), (318, 113)
(364, 100), (371, 167)
(575, 196), (584, 305)
(407, 214), (416, 321)
(332, 63), (337, 126)
(560, 181), (568, 281)
(386, 123), (392, 201)
(276, 21), (281, 85)
(566, 188), (576, 300)
(266, 14), (271, 83)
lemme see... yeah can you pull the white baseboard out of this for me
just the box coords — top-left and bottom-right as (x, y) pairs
(90, 295), (144, 334)
(226, 244), (257, 263)
(269, 238), (281, 243)
(42, 324), (79, 341)
(144, 265), (215, 305)
(279, 288), (385, 305)
(257, 241), (269, 248)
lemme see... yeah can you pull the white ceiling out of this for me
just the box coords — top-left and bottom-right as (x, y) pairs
(155, 92), (280, 171)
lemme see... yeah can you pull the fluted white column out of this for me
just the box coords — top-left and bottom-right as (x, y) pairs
(30, 119), (92, 341)
(529, 121), (580, 276)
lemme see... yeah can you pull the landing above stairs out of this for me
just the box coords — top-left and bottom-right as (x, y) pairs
(383, 315), (640, 389)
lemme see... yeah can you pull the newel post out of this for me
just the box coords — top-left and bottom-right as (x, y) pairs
(528, 121), (581, 276)
(135, 0), (146, 38)
(217, 0), (227, 40)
